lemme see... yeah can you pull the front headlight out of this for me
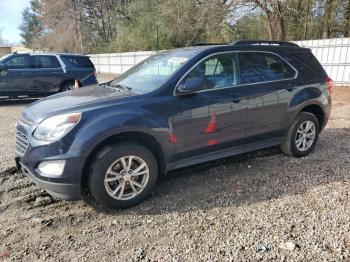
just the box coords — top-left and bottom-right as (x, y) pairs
(34, 113), (81, 141)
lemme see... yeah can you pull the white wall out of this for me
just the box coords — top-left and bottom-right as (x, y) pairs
(90, 37), (350, 85)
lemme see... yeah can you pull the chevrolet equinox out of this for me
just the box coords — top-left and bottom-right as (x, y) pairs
(15, 41), (332, 210)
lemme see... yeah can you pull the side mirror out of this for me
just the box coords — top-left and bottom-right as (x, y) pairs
(177, 76), (204, 94)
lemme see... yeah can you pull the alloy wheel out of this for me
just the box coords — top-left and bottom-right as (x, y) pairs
(295, 120), (316, 152)
(104, 155), (149, 200)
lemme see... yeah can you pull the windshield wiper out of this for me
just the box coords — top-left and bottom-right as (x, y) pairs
(109, 83), (132, 92)
(100, 82), (132, 92)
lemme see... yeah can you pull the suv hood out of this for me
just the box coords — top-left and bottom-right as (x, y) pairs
(23, 85), (137, 124)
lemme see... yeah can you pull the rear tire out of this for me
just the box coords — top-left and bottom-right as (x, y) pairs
(281, 112), (320, 157)
(88, 143), (158, 210)
(61, 82), (75, 92)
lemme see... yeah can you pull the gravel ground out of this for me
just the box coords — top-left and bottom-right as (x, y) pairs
(0, 86), (349, 261)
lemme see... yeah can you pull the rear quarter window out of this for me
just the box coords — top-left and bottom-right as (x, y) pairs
(289, 51), (326, 74)
(62, 56), (94, 68)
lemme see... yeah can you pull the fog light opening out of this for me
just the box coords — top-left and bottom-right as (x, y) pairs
(38, 160), (66, 177)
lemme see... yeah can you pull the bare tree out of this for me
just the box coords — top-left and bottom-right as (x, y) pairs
(322, 0), (335, 38)
(248, 0), (288, 40)
(77, 0), (132, 42)
(345, 0), (350, 36)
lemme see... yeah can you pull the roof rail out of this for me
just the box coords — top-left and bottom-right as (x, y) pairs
(231, 40), (299, 47)
(192, 43), (226, 46)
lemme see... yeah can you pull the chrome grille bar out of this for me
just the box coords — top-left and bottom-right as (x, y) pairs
(15, 130), (29, 156)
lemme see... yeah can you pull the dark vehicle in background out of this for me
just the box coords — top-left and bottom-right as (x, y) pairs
(0, 53), (97, 97)
(15, 41), (333, 210)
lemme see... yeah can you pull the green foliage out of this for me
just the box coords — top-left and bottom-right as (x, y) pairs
(19, 0), (350, 53)
(18, 0), (43, 49)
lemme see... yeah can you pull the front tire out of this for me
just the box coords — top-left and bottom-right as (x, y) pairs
(88, 143), (158, 210)
(281, 112), (320, 157)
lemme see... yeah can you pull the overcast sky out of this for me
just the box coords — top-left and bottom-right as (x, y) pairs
(0, 0), (31, 44)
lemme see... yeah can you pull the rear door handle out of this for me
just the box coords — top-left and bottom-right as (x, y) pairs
(232, 94), (241, 103)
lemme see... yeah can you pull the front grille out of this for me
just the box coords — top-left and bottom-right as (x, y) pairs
(15, 130), (29, 156)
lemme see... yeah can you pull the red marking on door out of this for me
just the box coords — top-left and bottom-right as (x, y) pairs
(205, 113), (217, 134)
(169, 134), (178, 143)
(208, 139), (218, 146)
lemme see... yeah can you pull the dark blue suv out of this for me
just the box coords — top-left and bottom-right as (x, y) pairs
(15, 41), (332, 210)
(0, 53), (97, 97)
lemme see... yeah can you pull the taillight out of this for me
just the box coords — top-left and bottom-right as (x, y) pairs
(93, 67), (97, 79)
(325, 77), (334, 95)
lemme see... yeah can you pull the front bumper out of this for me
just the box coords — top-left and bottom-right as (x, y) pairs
(16, 158), (82, 200)
(14, 119), (85, 201)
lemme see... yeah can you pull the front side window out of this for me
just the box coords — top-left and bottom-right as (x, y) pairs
(6, 55), (30, 69)
(238, 52), (296, 85)
(33, 56), (61, 68)
(181, 53), (239, 91)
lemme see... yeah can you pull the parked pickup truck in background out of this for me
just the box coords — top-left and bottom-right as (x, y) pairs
(0, 53), (97, 98)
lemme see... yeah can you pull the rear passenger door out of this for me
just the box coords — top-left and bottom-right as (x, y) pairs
(31, 55), (64, 94)
(238, 52), (298, 139)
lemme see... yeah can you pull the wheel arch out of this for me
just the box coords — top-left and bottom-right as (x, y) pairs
(59, 79), (76, 91)
(299, 104), (325, 129)
(81, 131), (166, 192)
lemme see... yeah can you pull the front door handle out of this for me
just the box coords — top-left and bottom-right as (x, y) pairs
(232, 94), (241, 103)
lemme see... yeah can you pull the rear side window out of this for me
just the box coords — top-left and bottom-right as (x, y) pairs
(63, 56), (94, 68)
(184, 53), (239, 90)
(238, 52), (296, 85)
(6, 55), (30, 69)
(33, 56), (61, 68)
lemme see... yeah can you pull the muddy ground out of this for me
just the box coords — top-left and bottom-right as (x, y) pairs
(0, 86), (349, 261)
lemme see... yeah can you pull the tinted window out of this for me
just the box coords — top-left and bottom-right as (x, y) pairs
(6, 55), (30, 69)
(33, 56), (61, 68)
(238, 52), (296, 85)
(289, 51), (325, 74)
(63, 56), (94, 68)
(183, 53), (239, 91)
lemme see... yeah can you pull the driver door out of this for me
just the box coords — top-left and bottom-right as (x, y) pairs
(0, 54), (32, 95)
(171, 52), (248, 161)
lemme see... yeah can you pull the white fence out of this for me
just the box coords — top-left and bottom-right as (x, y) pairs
(89, 51), (156, 75)
(90, 37), (350, 85)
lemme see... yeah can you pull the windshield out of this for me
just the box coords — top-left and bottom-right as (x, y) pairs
(0, 54), (11, 63)
(110, 49), (199, 94)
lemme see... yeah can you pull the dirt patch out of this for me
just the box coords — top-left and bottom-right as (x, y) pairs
(0, 87), (349, 261)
